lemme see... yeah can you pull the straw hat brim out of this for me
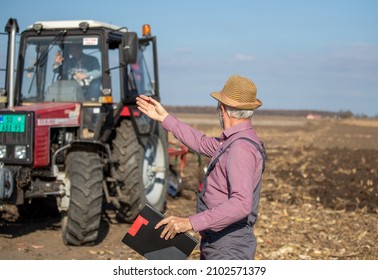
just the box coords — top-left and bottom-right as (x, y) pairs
(211, 92), (262, 110)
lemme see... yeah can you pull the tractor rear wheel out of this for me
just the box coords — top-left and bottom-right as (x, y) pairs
(141, 124), (169, 212)
(111, 120), (169, 222)
(62, 151), (103, 245)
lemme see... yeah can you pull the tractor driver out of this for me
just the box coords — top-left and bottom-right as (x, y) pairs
(53, 43), (101, 101)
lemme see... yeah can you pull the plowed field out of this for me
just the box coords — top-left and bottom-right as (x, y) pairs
(1, 115), (377, 260)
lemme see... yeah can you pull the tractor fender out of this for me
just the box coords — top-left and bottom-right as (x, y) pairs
(51, 140), (110, 177)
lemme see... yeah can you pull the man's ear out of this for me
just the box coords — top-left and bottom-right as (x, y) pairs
(220, 104), (228, 117)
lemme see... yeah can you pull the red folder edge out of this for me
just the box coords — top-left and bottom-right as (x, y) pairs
(127, 215), (149, 237)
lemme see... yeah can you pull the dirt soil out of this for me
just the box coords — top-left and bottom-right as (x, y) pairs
(1, 114), (377, 260)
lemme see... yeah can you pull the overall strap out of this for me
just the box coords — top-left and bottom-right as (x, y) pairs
(237, 137), (267, 172)
(205, 137), (266, 176)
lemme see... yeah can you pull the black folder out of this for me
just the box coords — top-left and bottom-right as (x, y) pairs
(122, 204), (198, 260)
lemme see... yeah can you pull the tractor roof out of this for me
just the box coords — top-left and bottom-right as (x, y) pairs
(27, 20), (129, 32)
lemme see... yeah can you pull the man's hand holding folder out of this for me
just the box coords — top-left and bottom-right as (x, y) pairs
(155, 216), (193, 240)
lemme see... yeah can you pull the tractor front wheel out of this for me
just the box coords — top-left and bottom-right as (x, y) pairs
(61, 151), (103, 245)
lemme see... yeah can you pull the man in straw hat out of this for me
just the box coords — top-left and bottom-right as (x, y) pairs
(136, 75), (266, 260)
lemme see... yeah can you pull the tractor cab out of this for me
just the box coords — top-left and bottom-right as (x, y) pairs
(1, 19), (171, 246)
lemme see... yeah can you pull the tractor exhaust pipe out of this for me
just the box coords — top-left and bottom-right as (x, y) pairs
(4, 18), (19, 108)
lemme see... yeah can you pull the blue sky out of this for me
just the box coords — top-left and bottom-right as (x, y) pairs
(1, 0), (377, 116)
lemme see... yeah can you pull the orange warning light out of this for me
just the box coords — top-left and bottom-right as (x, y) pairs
(142, 24), (151, 37)
(99, 96), (113, 104)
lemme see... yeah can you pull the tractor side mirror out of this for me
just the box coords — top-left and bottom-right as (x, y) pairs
(122, 32), (138, 64)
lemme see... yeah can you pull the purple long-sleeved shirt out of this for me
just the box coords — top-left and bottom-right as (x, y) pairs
(162, 114), (264, 233)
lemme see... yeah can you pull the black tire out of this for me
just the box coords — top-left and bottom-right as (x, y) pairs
(62, 151), (103, 245)
(111, 120), (169, 222)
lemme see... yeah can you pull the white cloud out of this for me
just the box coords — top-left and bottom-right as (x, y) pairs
(234, 53), (255, 62)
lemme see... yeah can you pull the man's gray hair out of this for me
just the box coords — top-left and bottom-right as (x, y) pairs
(224, 105), (254, 119)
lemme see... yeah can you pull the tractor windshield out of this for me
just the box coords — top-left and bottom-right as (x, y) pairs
(21, 35), (102, 103)
(0, 32), (9, 91)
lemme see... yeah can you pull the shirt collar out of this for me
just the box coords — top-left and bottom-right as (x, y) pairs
(221, 121), (253, 140)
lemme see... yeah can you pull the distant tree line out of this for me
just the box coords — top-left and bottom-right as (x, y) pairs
(165, 106), (376, 119)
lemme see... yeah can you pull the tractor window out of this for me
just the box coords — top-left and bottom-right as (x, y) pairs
(108, 47), (121, 103)
(21, 35), (102, 103)
(129, 41), (156, 96)
(0, 33), (12, 90)
(21, 37), (60, 101)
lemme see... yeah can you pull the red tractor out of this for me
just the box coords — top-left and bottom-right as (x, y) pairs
(0, 18), (172, 245)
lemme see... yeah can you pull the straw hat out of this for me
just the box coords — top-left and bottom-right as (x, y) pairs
(210, 75), (262, 110)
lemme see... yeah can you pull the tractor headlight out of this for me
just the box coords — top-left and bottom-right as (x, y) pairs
(15, 145), (27, 159)
(0, 145), (6, 159)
